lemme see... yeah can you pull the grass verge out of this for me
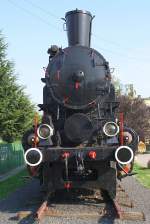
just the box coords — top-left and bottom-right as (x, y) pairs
(0, 169), (28, 199)
(133, 163), (150, 188)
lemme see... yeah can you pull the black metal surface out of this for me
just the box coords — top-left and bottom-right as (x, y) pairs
(48, 45), (109, 109)
(64, 113), (93, 143)
(42, 161), (117, 198)
(65, 9), (93, 47)
(41, 146), (116, 162)
(62, 168), (98, 181)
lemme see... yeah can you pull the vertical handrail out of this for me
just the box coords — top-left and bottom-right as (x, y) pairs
(120, 113), (124, 146)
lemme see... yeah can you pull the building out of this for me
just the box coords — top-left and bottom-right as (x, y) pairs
(144, 97), (150, 107)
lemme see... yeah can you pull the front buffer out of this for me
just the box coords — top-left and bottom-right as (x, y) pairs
(39, 146), (117, 199)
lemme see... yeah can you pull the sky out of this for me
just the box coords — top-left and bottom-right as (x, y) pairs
(0, 0), (150, 104)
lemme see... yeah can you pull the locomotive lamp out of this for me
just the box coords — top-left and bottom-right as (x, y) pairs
(37, 124), (53, 139)
(88, 151), (97, 159)
(103, 121), (119, 137)
(62, 152), (70, 159)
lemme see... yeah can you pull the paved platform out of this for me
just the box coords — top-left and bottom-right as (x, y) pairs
(0, 165), (25, 182)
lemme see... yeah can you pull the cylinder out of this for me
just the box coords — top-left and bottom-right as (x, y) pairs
(65, 9), (93, 47)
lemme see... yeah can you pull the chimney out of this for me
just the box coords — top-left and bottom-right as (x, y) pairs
(65, 9), (94, 48)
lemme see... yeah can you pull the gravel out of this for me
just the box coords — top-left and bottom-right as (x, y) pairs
(0, 175), (150, 224)
(120, 176), (150, 224)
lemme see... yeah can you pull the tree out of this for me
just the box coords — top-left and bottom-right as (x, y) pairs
(112, 76), (150, 140)
(0, 32), (35, 142)
(124, 84), (136, 98)
(112, 75), (123, 96)
(118, 95), (150, 140)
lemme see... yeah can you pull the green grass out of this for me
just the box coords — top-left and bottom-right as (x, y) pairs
(133, 163), (150, 188)
(0, 169), (28, 199)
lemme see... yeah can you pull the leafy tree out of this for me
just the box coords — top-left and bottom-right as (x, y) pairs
(0, 32), (35, 142)
(118, 95), (150, 140)
(112, 75), (123, 96)
(112, 76), (150, 140)
(124, 84), (136, 98)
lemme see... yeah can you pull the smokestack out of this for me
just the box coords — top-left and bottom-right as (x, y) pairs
(65, 9), (94, 48)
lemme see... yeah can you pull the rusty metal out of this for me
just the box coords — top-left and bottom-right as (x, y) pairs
(33, 112), (39, 147)
(17, 211), (32, 220)
(17, 185), (145, 222)
(112, 198), (124, 219)
(119, 112), (124, 145)
(35, 191), (52, 221)
(36, 200), (48, 220)
(112, 199), (145, 221)
(111, 185), (145, 221)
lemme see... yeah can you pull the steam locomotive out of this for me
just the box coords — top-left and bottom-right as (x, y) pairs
(22, 9), (138, 199)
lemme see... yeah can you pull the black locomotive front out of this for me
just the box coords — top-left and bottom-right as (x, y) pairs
(22, 9), (138, 199)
